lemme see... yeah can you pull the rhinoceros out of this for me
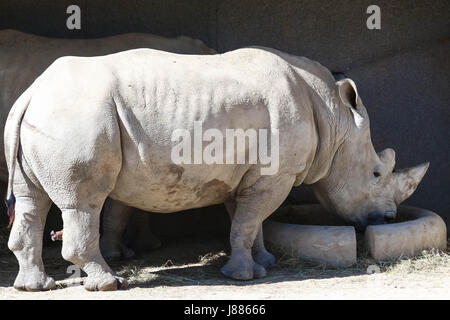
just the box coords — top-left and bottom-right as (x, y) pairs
(0, 29), (216, 259)
(5, 46), (428, 291)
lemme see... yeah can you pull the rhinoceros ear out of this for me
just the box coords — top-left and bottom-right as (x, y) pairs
(337, 78), (358, 109)
(337, 78), (364, 127)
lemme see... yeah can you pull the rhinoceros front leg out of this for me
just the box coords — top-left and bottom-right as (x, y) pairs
(8, 163), (55, 291)
(100, 199), (135, 260)
(252, 225), (276, 268)
(100, 200), (162, 260)
(123, 211), (162, 254)
(224, 202), (276, 269)
(221, 173), (295, 280)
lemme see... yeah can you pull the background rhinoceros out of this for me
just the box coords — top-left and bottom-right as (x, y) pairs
(0, 29), (216, 258)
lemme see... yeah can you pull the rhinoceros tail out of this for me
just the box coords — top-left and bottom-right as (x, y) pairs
(5, 193), (15, 229)
(4, 79), (37, 228)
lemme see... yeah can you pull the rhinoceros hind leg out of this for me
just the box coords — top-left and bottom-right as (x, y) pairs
(12, 270), (56, 291)
(8, 161), (54, 291)
(61, 206), (127, 291)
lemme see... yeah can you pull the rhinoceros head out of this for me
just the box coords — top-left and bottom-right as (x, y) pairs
(312, 78), (429, 230)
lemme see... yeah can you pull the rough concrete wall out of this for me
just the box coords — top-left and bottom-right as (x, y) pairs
(0, 0), (215, 45)
(0, 0), (448, 231)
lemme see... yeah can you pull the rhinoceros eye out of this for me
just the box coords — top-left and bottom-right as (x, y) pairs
(373, 171), (381, 178)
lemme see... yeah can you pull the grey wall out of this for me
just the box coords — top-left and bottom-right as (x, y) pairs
(0, 0), (449, 229)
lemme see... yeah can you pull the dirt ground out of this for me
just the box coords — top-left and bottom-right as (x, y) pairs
(0, 232), (449, 300)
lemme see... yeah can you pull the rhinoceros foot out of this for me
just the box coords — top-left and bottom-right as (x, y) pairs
(220, 253), (267, 280)
(253, 249), (276, 269)
(100, 241), (135, 260)
(83, 273), (128, 291)
(221, 262), (267, 280)
(252, 263), (267, 278)
(13, 270), (56, 291)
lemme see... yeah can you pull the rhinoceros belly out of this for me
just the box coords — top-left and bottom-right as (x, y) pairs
(109, 158), (248, 213)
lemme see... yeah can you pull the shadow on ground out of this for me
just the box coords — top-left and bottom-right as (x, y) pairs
(0, 232), (374, 290)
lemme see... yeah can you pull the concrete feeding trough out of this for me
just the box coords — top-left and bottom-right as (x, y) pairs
(264, 204), (357, 267)
(365, 206), (447, 261)
(264, 204), (447, 267)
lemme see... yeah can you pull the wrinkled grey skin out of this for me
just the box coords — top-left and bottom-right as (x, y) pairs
(0, 29), (216, 260)
(5, 47), (428, 291)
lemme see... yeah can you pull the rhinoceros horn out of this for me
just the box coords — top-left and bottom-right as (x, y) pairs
(393, 162), (430, 204)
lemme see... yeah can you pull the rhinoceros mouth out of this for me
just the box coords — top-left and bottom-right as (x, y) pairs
(355, 209), (397, 231)
(383, 209), (397, 220)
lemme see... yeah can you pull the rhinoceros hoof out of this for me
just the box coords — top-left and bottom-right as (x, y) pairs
(221, 261), (266, 280)
(13, 271), (56, 291)
(83, 274), (128, 291)
(253, 250), (276, 269)
(252, 263), (267, 278)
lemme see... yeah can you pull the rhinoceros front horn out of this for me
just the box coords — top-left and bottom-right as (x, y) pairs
(393, 162), (430, 204)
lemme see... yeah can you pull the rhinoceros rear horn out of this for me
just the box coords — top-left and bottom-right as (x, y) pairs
(393, 162), (430, 204)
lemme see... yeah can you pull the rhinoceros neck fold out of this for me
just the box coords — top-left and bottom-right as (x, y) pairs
(303, 101), (348, 184)
(266, 50), (351, 185)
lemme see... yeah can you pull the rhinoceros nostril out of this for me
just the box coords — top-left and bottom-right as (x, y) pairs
(384, 216), (396, 223)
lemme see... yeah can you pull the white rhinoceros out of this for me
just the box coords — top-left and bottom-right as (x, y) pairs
(0, 29), (216, 259)
(5, 47), (428, 291)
